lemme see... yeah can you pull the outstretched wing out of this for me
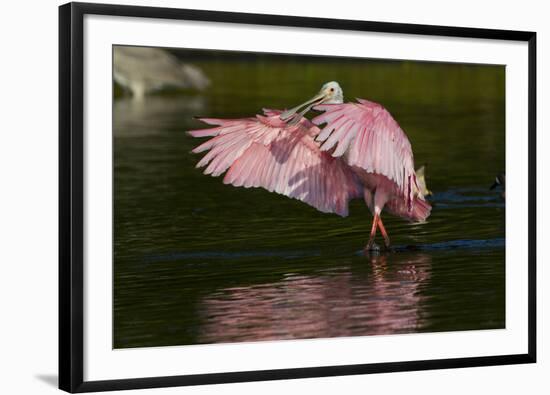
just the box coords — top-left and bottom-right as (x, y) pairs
(312, 99), (418, 206)
(187, 110), (362, 216)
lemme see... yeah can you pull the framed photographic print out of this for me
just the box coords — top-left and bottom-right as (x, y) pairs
(59, 2), (536, 392)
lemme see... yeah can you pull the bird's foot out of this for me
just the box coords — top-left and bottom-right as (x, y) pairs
(363, 242), (381, 254)
(363, 241), (393, 255)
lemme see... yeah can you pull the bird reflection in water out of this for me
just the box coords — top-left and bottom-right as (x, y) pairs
(196, 252), (432, 344)
(114, 96), (206, 138)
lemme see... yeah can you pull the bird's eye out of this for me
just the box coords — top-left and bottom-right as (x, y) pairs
(330, 88), (334, 92)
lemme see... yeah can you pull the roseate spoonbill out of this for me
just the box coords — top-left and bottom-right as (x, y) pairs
(490, 173), (505, 199)
(114, 46), (210, 99)
(188, 81), (431, 251)
(415, 165), (432, 197)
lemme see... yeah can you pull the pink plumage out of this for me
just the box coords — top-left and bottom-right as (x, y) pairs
(313, 99), (416, 208)
(188, 110), (362, 217)
(188, 82), (431, 251)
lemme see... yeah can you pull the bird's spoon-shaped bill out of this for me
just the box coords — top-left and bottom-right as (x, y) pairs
(280, 91), (327, 122)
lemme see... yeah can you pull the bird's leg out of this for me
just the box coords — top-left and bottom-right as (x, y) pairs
(377, 216), (391, 250)
(368, 189), (390, 251)
(130, 82), (146, 100)
(364, 213), (380, 251)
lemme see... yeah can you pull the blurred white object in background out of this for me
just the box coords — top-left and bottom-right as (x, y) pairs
(113, 46), (210, 99)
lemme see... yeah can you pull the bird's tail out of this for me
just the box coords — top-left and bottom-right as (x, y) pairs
(410, 197), (432, 222)
(385, 196), (432, 223)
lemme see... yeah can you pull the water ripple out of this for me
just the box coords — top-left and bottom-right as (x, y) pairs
(144, 249), (320, 263)
(392, 237), (505, 252)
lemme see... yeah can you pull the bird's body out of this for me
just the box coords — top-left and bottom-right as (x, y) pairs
(188, 82), (430, 250)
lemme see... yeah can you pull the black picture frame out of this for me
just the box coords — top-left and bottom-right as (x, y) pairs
(59, 2), (537, 392)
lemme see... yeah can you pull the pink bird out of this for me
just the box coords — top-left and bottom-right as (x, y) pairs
(188, 81), (431, 251)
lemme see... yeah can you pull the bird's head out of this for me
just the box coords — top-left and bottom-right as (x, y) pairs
(280, 81), (344, 122)
(318, 81), (344, 104)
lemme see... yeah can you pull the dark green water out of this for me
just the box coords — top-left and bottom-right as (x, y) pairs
(113, 51), (505, 348)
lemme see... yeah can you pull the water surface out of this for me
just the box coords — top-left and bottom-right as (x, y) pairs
(113, 51), (505, 348)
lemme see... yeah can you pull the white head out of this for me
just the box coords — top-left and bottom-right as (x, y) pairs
(319, 81), (344, 104)
(280, 81), (344, 122)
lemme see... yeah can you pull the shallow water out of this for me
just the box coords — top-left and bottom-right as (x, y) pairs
(113, 52), (505, 348)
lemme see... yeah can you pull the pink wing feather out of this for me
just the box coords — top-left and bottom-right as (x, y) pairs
(188, 111), (362, 216)
(313, 99), (418, 207)
(385, 195), (431, 222)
